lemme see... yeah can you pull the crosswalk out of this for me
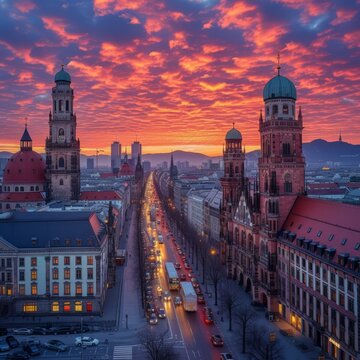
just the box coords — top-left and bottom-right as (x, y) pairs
(113, 345), (133, 359)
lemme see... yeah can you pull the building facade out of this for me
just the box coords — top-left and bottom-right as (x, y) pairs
(111, 141), (121, 174)
(46, 66), (80, 201)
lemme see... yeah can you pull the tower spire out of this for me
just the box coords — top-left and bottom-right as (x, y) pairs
(277, 51), (281, 75)
(339, 130), (342, 142)
(298, 106), (302, 120)
(259, 109), (263, 123)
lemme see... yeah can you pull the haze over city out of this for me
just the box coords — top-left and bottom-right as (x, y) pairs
(0, 0), (359, 156)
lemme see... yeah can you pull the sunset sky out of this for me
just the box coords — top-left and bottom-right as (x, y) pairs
(0, 0), (359, 156)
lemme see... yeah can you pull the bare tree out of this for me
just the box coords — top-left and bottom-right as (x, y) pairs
(207, 255), (225, 306)
(138, 330), (177, 360)
(236, 304), (255, 353)
(220, 279), (240, 331)
(250, 325), (283, 360)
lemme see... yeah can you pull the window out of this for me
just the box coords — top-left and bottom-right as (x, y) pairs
(59, 100), (62, 112)
(64, 256), (70, 265)
(322, 284), (328, 297)
(282, 143), (291, 156)
(15, 186), (19, 192)
(87, 283), (94, 296)
(19, 270), (25, 281)
(76, 268), (82, 280)
(64, 282), (70, 295)
(52, 301), (59, 312)
(23, 303), (37, 312)
(86, 302), (93, 312)
(339, 293), (344, 306)
(31, 257), (37, 266)
(6, 272), (12, 282)
(65, 239), (71, 246)
(323, 269), (327, 280)
(87, 256), (93, 265)
(30, 186), (34, 191)
(59, 128), (64, 137)
(348, 281), (353, 292)
(341, 238), (347, 245)
(76, 256), (82, 265)
(75, 301), (82, 311)
(317, 231), (322, 237)
(19, 284), (25, 295)
(52, 257), (59, 265)
(20, 186), (24, 191)
(63, 301), (71, 312)
(19, 258), (25, 267)
(330, 272), (336, 284)
(52, 283), (59, 295)
(338, 276), (344, 288)
(53, 100), (56, 112)
(307, 227), (312, 233)
(59, 158), (65, 168)
(64, 268), (70, 280)
(31, 269), (37, 280)
(348, 298), (354, 312)
(52, 268), (59, 280)
(31, 283), (37, 295)
(283, 104), (289, 114)
(76, 283), (82, 295)
(87, 268), (93, 279)
(272, 104), (278, 114)
(266, 106), (269, 115)
(331, 289), (336, 302)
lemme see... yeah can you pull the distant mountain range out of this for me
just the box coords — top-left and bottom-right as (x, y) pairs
(0, 140), (359, 167)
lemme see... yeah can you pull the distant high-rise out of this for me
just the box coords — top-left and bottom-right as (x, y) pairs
(87, 158), (94, 169)
(111, 141), (121, 174)
(142, 161), (151, 172)
(131, 141), (142, 163)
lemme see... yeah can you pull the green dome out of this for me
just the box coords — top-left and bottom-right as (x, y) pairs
(55, 67), (71, 83)
(226, 127), (242, 140)
(263, 74), (296, 101)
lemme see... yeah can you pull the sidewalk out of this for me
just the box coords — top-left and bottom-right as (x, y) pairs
(190, 260), (324, 360)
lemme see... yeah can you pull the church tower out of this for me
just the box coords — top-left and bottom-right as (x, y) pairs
(257, 60), (305, 311)
(220, 125), (245, 267)
(46, 66), (80, 201)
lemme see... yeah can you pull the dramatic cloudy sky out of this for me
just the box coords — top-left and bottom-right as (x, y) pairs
(0, 0), (359, 156)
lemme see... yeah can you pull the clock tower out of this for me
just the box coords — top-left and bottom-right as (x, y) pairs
(46, 66), (80, 201)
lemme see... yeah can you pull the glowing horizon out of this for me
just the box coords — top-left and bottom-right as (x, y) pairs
(0, 0), (359, 156)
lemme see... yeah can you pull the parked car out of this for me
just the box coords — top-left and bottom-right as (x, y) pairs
(13, 329), (32, 336)
(195, 287), (202, 295)
(6, 350), (29, 360)
(0, 339), (10, 352)
(6, 336), (19, 349)
(197, 294), (205, 304)
(184, 262), (190, 270)
(175, 263), (181, 270)
(31, 328), (52, 335)
(75, 337), (99, 347)
(53, 327), (73, 335)
(210, 335), (224, 347)
(22, 341), (42, 356)
(174, 296), (182, 306)
(220, 353), (233, 360)
(43, 340), (69, 352)
(180, 273), (186, 281)
(148, 313), (158, 325)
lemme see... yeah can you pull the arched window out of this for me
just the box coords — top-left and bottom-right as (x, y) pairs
(266, 106), (269, 115)
(66, 100), (69, 112)
(59, 157), (65, 168)
(59, 100), (62, 112)
(283, 104), (289, 114)
(60, 179), (64, 186)
(15, 204), (20, 208)
(282, 143), (291, 156)
(20, 186), (24, 191)
(35, 186), (39, 191)
(284, 173), (292, 193)
(15, 186), (19, 192)
(59, 128), (64, 136)
(272, 105), (278, 114)
(30, 186), (34, 191)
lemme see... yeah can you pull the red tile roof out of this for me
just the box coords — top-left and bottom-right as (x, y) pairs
(283, 196), (360, 257)
(0, 192), (45, 202)
(79, 191), (122, 201)
(100, 172), (116, 179)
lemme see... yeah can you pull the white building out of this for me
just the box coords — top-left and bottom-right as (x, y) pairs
(111, 141), (121, 172)
(131, 141), (142, 163)
(187, 189), (211, 235)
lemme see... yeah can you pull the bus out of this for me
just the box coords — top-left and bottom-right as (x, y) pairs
(164, 262), (179, 290)
(179, 282), (197, 311)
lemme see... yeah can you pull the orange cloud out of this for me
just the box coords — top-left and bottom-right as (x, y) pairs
(15, 0), (36, 13)
(217, 0), (256, 29)
(199, 81), (227, 91)
(179, 54), (214, 72)
(343, 30), (360, 48)
(331, 9), (357, 26)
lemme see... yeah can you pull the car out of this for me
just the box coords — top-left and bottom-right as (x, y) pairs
(13, 329), (32, 336)
(220, 353), (234, 360)
(70, 325), (89, 334)
(210, 335), (224, 347)
(181, 255), (186, 262)
(31, 327), (52, 335)
(0, 339), (10, 352)
(184, 262), (191, 270)
(204, 313), (214, 324)
(197, 294), (205, 304)
(148, 313), (158, 325)
(191, 278), (200, 288)
(174, 296), (182, 306)
(53, 327), (74, 335)
(175, 263), (181, 270)
(6, 336), (19, 349)
(180, 273), (186, 281)
(163, 291), (171, 301)
(22, 341), (42, 356)
(157, 308), (166, 319)
(43, 340), (69, 352)
(75, 337), (99, 347)
(195, 287), (202, 295)
(146, 302), (155, 314)
(178, 250), (183, 255)
(6, 350), (29, 360)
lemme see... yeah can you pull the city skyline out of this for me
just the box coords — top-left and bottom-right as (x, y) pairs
(0, 0), (359, 156)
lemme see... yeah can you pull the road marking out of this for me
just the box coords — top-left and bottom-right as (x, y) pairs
(113, 345), (133, 359)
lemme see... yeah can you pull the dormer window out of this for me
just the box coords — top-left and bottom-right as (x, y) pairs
(283, 104), (289, 114)
(316, 231), (322, 237)
(341, 238), (347, 245)
(328, 234), (334, 241)
(354, 242), (359, 250)
(307, 227), (312, 233)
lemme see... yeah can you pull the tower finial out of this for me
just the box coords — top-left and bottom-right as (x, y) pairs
(61, 64), (64, 71)
(339, 129), (342, 142)
(24, 117), (28, 128)
(232, 122), (235, 128)
(277, 51), (281, 75)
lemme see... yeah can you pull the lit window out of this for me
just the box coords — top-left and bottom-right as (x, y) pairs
(76, 268), (82, 280)
(64, 256), (70, 265)
(64, 282), (71, 295)
(64, 268), (70, 279)
(31, 269), (37, 280)
(52, 301), (59, 312)
(87, 283), (94, 296)
(76, 283), (82, 295)
(31, 257), (37, 266)
(52, 257), (59, 265)
(87, 256), (93, 265)
(63, 301), (71, 312)
(31, 283), (37, 295)
(23, 303), (37, 312)
(52, 283), (59, 295)
(52, 268), (59, 280)
(86, 302), (93, 312)
(76, 256), (82, 265)
(75, 301), (82, 312)
(87, 268), (93, 279)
